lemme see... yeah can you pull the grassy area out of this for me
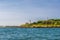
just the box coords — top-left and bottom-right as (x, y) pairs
(20, 19), (60, 28)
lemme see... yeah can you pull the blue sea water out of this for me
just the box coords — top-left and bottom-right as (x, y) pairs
(0, 28), (60, 40)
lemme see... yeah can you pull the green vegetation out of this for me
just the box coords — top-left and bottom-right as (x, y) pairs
(20, 19), (60, 28)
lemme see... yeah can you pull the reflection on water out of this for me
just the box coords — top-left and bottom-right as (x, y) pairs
(0, 28), (60, 40)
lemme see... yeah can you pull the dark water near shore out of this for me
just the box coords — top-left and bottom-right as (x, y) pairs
(0, 28), (60, 40)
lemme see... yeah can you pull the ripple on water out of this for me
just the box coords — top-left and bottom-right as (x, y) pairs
(0, 28), (60, 40)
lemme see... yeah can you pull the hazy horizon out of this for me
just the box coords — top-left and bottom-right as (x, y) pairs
(0, 0), (60, 26)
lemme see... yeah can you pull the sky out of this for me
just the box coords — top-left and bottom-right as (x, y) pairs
(0, 0), (60, 26)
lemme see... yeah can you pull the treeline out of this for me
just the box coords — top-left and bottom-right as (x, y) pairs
(20, 19), (60, 28)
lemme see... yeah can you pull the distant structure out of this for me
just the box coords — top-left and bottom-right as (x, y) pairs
(46, 17), (48, 27)
(29, 20), (31, 24)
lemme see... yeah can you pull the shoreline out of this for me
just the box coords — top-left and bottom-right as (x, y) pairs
(20, 19), (60, 28)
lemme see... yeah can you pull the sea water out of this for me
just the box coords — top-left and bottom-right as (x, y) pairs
(0, 28), (60, 40)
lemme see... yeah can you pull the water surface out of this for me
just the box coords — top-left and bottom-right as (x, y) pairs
(0, 28), (60, 40)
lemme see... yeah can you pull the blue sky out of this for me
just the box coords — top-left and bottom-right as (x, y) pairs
(0, 0), (60, 26)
